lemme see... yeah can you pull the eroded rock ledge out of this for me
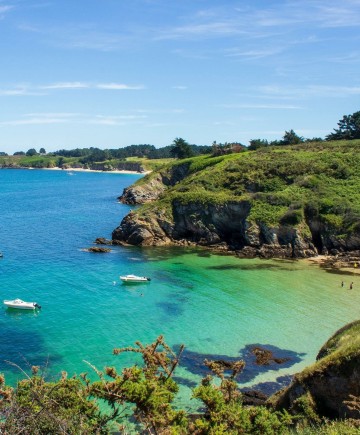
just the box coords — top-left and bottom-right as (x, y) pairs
(112, 198), (360, 258)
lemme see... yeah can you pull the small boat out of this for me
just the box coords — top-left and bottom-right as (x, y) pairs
(120, 274), (151, 283)
(3, 298), (41, 310)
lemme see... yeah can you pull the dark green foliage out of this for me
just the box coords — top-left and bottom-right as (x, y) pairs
(280, 209), (304, 226)
(170, 137), (194, 159)
(327, 111), (360, 140)
(281, 130), (304, 145)
(248, 139), (269, 150)
(26, 148), (38, 156)
(0, 368), (114, 434)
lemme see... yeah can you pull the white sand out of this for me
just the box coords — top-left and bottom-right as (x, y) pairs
(40, 167), (151, 175)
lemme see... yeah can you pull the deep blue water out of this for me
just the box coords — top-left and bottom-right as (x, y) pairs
(0, 168), (359, 407)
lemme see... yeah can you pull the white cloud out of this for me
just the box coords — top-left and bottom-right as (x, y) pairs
(225, 47), (284, 59)
(90, 114), (147, 125)
(41, 82), (89, 89)
(0, 86), (45, 96)
(0, 117), (67, 126)
(259, 84), (360, 98)
(219, 103), (303, 110)
(0, 82), (145, 95)
(96, 83), (144, 90)
(0, 112), (148, 127)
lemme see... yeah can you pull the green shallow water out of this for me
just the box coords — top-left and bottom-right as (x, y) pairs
(0, 169), (359, 409)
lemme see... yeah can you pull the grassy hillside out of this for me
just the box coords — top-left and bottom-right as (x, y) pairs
(134, 140), (360, 235)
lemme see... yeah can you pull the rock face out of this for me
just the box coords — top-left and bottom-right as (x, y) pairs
(119, 162), (191, 204)
(112, 200), (319, 257)
(269, 320), (360, 419)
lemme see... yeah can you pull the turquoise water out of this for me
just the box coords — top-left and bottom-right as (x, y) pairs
(0, 168), (359, 407)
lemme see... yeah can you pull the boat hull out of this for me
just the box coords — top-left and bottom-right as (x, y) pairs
(120, 275), (150, 283)
(3, 299), (40, 310)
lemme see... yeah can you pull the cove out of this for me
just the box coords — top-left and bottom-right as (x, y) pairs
(0, 169), (359, 407)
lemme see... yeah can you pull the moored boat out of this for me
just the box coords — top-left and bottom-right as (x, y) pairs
(3, 298), (41, 310)
(120, 274), (151, 283)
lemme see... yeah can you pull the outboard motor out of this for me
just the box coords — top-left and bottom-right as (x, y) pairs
(34, 303), (41, 309)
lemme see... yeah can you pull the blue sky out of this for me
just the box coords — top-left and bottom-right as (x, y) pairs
(0, 0), (359, 153)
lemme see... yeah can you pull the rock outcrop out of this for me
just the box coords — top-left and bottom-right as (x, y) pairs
(112, 146), (360, 258)
(269, 320), (360, 419)
(112, 200), (320, 257)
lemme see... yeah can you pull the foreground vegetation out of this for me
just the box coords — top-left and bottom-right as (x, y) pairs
(0, 332), (359, 434)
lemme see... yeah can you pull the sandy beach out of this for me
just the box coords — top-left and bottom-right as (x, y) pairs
(41, 167), (151, 175)
(304, 254), (360, 276)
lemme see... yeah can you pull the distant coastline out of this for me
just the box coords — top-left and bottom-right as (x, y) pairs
(0, 165), (151, 175)
(43, 166), (152, 175)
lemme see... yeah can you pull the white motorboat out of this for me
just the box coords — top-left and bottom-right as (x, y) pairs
(120, 274), (151, 283)
(3, 298), (41, 310)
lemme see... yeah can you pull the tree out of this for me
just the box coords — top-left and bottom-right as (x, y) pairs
(26, 148), (37, 156)
(248, 139), (269, 150)
(326, 110), (360, 140)
(281, 129), (304, 145)
(170, 137), (194, 159)
(39, 147), (46, 154)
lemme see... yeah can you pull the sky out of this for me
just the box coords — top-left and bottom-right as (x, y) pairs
(0, 0), (359, 153)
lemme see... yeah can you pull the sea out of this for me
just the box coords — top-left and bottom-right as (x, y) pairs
(0, 168), (359, 409)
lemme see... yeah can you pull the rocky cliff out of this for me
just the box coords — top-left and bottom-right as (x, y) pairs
(112, 142), (360, 258)
(269, 320), (360, 420)
(112, 199), (320, 258)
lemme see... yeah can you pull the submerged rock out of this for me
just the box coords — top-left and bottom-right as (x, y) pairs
(85, 247), (111, 253)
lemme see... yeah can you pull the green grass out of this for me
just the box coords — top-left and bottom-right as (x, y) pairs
(132, 140), (360, 228)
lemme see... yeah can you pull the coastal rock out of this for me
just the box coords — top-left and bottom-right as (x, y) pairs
(94, 237), (113, 245)
(112, 200), (318, 258)
(119, 162), (191, 205)
(119, 174), (165, 204)
(85, 247), (111, 253)
(269, 320), (360, 419)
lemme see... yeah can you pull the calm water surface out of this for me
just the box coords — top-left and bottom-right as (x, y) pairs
(0, 169), (359, 406)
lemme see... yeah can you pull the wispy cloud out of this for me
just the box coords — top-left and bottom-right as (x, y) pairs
(259, 84), (360, 98)
(156, 1), (360, 43)
(219, 103), (303, 110)
(96, 83), (144, 90)
(155, 21), (249, 40)
(90, 114), (147, 125)
(0, 86), (45, 96)
(0, 82), (145, 95)
(0, 5), (14, 19)
(41, 82), (89, 89)
(225, 47), (285, 60)
(0, 112), (148, 127)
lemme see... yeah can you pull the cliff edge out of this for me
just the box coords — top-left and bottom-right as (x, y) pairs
(112, 141), (360, 258)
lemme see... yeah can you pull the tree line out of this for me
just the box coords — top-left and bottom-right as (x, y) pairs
(2, 110), (359, 158)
